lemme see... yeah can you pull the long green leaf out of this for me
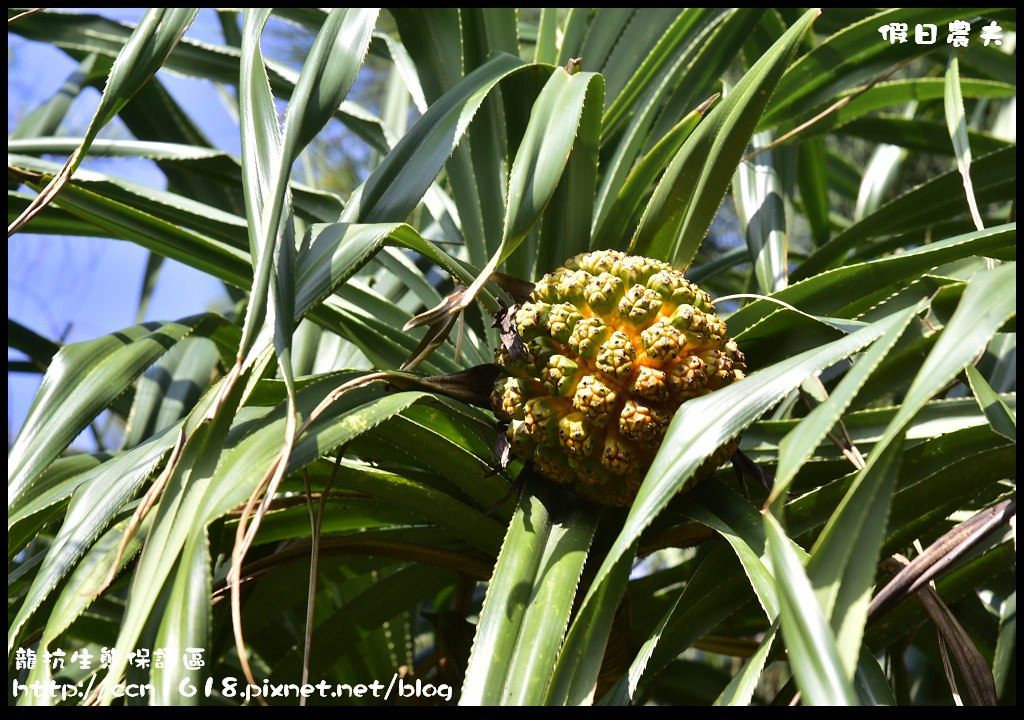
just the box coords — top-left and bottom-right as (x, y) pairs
(627, 422), (1012, 703)
(782, 424), (1012, 544)
(368, 404), (514, 514)
(577, 309), (912, 670)
(236, 7), (293, 374)
(586, 8), (684, 107)
(17, 515), (148, 705)
(7, 319), (61, 373)
(9, 9), (389, 153)
(774, 77), (1016, 141)
(287, 9), (377, 156)
(99, 372), (246, 704)
(150, 531), (211, 704)
(765, 512), (859, 705)
(240, 496), (420, 545)
(8, 315), (227, 510)
(793, 150), (1014, 281)
(836, 116), (1011, 157)
(346, 53), (527, 225)
(880, 261), (1015, 444)
(8, 421), (185, 650)
(854, 647), (897, 706)
(10, 137), (342, 227)
(806, 433), (905, 680)
(391, 8), (488, 264)
(24, 177), (253, 287)
(945, 54), (985, 231)
(965, 364), (1016, 442)
(992, 590), (1016, 703)
(683, 481), (795, 619)
(730, 224), (1015, 334)
(535, 71), (603, 276)
(803, 261), (1015, 681)
(461, 479), (599, 705)
(762, 8), (995, 127)
(445, 66), (604, 314)
(598, 9), (719, 139)
(591, 8), (732, 235)
(797, 137), (832, 246)
(771, 303), (922, 505)
(501, 69), (603, 256)
(9, 54), (102, 140)
(297, 222), (489, 316)
(335, 463), (506, 554)
(461, 7), (520, 265)
(9, 8), (198, 236)
(6, 190), (105, 239)
(534, 8), (559, 65)
(98, 380), (434, 701)
(9, 151), (249, 250)
(134, 251), (165, 324)
(592, 99), (713, 250)
(123, 338), (221, 449)
(239, 8), (378, 386)
(7, 454), (107, 539)
(854, 138), (906, 222)
(714, 625), (778, 706)
(734, 131), (788, 293)
(630, 9), (817, 268)
(18, 179), (470, 360)
(545, 535), (635, 705)
(601, 544), (752, 705)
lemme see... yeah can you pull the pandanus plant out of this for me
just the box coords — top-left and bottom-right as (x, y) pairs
(8, 7), (1016, 707)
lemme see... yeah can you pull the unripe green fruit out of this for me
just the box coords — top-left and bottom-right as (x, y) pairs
(493, 250), (745, 507)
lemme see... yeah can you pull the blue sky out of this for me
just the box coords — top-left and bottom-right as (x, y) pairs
(7, 10), (274, 446)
